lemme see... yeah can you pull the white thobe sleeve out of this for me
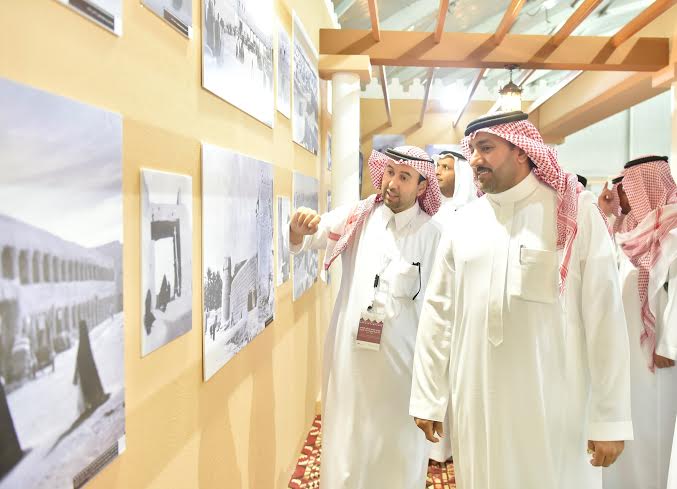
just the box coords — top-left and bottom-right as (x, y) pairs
(409, 231), (455, 422)
(656, 259), (677, 360)
(578, 201), (634, 441)
(289, 204), (354, 255)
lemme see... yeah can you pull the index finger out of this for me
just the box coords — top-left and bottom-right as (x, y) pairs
(591, 449), (607, 467)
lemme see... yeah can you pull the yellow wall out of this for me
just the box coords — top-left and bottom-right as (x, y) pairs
(0, 1), (334, 488)
(359, 98), (500, 197)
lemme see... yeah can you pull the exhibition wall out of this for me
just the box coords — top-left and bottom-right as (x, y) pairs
(0, 1), (335, 488)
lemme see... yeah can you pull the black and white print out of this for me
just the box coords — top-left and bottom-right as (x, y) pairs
(202, 0), (274, 127)
(0, 77), (125, 489)
(142, 0), (193, 37)
(372, 134), (405, 154)
(141, 169), (193, 357)
(276, 21), (291, 119)
(55, 0), (122, 35)
(276, 196), (290, 286)
(425, 144), (457, 157)
(202, 143), (274, 381)
(292, 14), (319, 155)
(292, 172), (319, 301)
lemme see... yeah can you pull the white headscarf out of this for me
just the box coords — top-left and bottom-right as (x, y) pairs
(435, 145), (476, 211)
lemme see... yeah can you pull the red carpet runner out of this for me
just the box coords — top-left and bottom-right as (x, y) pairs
(288, 415), (456, 489)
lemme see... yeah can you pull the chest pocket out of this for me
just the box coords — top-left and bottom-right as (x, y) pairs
(514, 246), (558, 304)
(387, 260), (421, 300)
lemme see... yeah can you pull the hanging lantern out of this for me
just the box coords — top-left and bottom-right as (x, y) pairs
(498, 65), (522, 112)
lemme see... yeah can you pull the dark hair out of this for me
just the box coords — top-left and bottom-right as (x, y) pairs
(419, 174), (426, 183)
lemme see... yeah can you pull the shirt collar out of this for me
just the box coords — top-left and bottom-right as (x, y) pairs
(380, 200), (421, 231)
(486, 171), (539, 206)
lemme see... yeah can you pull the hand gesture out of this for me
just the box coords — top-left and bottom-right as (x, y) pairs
(597, 182), (614, 217)
(587, 440), (624, 467)
(290, 207), (320, 245)
(654, 353), (675, 369)
(414, 417), (445, 443)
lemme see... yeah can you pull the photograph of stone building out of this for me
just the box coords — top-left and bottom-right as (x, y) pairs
(202, 0), (274, 127)
(141, 169), (193, 357)
(0, 77), (124, 489)
(276, 21), (291, 119)
(292, 15), (319, 155)
(292, 172), (319, 301)
(202, 143), (274, 381)
(372, 134), (405, 154)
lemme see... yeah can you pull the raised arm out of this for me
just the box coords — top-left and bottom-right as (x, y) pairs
(289, 204), (354, 253)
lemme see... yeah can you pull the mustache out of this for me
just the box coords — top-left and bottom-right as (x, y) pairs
(473, 166), (491, 174)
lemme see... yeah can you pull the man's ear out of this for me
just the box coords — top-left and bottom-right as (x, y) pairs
(516, 147), (529, 165)
(417, 178), (428, 198)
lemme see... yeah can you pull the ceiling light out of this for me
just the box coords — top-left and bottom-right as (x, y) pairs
(497, 65), (523, 112)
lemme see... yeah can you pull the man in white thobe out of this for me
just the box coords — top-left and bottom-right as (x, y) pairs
(290, 146), (442, 489)
(429, 148), (476, 463)
(603, 155), (677, 489)
(410, 111), (633, 489)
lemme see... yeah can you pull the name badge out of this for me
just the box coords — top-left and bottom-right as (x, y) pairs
(355, 311), (384, 351)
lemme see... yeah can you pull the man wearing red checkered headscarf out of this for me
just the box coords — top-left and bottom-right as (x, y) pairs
(604, 155), (677, 489)
(410, 111), (632, 489)
(288, 145), (442, 489)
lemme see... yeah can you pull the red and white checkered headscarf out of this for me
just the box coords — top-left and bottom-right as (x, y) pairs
(323, 146), (441, 271)
(461, 118), (580, 294)
(616, 157), (677, 371)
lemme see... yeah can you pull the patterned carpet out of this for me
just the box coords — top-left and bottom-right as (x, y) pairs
(288, 415), (456, 489)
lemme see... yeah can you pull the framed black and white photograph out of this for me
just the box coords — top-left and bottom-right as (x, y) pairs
(292, 14), (319, 155)
(55, 0), (122, 35)
(425, 144), (458, 157)
(141, 169), (193, 357)
(372, 134), (405, 153)
(202, 0), (274, 127)
(142, 0), (192, 38)
(202, 143), (274, 381)
(292, 172), (319, 301)
(276, 196), (290, 286)
(276, 21), (291, 119)
(0, 77), (125, 489)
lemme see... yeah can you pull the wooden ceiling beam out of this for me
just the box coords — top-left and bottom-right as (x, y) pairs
(319, 29), (669, 71)
(530, 0), (604, 63)
(494, 0), (527, 44)
(419, 68), (435, 127)
(367, 0), (381, 42)
(453, 69), (486, 128)
(434, 0), (450, 43)
(610, 0), (677, 48)
(377, 65), (392, 126)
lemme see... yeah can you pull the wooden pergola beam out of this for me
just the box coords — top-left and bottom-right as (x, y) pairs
(530, 0), (604, 63)
(494, 0), (527, 44)
(610, 0), (677, 48)
(367, 0), (381, 41)
(377, 65), (392, 126)
(528, 70), (583, 113)
(434, 0), (450, 43)
(419, 68), (435, 127)
(453, 68), (486, 128)
(319, 29), (669, 71)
